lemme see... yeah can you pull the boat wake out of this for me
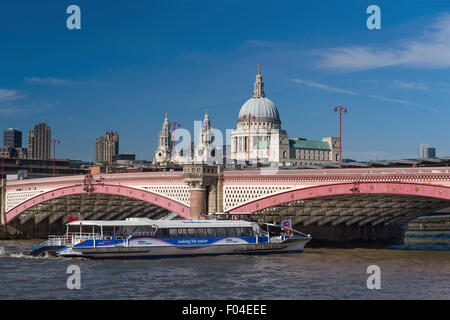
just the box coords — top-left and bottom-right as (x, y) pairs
(0, 246), (60, 260)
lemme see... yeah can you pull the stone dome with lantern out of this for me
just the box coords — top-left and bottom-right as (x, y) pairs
(237, 64), (281, 130)
(230, 64), (340, 167)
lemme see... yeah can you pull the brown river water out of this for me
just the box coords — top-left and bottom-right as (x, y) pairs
(0, 239), (448, 299)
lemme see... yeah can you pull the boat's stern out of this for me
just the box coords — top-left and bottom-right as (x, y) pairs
(29, 240), (66, 256)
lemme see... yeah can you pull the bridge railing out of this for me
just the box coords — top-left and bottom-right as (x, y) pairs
(5, 171), (185, 188)
(223, 167), (450, 177)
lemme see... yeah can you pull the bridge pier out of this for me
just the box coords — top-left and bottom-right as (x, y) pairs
(190, 189), (207, 218)
(0, 180), (8, 238)
(182, 164), (221, 218)
(1, 182), (5, 225)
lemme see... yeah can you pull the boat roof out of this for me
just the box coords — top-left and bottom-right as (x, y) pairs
(67, 218), (255, 228)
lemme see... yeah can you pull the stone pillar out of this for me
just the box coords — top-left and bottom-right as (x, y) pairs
(216, 166), (224, 212)
(208, 184), (217, 213)
(0, 181), (6, 226)
(182, 164), (220, 219)
(191, 188), (207, 218)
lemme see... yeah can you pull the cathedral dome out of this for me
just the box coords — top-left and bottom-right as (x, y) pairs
(237, 64), (281, 125)
(238, 97), (280, 121)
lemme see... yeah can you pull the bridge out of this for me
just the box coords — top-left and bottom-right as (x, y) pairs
(1, 164), (450, 244)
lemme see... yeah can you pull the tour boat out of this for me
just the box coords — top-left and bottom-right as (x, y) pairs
(29, 216), (311, 259)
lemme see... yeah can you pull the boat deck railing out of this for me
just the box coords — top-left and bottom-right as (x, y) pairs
(130, 231), (156, 238)
(48, 233), (103, 246)
(269, 234), (311, 243)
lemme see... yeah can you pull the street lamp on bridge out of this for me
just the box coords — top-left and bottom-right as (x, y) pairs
(51, 139), (61, 177)
(334, 105), (347, 169)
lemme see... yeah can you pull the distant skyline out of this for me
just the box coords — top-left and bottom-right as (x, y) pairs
(1, 1), (450, 162)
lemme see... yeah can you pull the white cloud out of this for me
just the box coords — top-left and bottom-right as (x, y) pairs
(291, 78), (436, 110)
(0, 89), (25, 101)
(320, 13), (450, 70)
(25, 77), (75, 86)
(291, 78), (357, 95)
(0, 87), (60, 116)
(390, 80), (429, 91)
(367, 94), (436, 111)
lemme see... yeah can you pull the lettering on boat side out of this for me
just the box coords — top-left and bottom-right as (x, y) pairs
(177, 239), (209, 245)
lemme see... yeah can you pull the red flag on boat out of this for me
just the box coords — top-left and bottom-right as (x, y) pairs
(281, 219), (292, 236)
(281, 219), (291, 230)
(68, 214), (80, 223)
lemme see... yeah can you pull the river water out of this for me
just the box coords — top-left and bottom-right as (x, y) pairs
(0, 240), (448, 300)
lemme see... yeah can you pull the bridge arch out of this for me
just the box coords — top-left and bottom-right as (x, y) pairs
(5, 183), (190, 223)
(226, 181), (450, 214)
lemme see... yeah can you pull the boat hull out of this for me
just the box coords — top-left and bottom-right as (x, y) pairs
(57, 238), (310, 260)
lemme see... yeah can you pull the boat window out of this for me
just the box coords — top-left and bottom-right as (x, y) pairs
(235, 227), (244, 237)
(187, 228), (196, 237)
(178, 228), (188, 238)
(194, 228), (207, 238)
(226, 228), (236, 237)
(91, 225), (102, 235)
(169, 228), (178, 238)
(243, 228), (253, 237)
(206, 228), (216, 238)
(216, 228), (227, 237)
(101, 226), (115, 237)
(155, 228), (168, 238)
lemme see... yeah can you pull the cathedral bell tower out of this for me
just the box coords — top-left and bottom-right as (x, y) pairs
(154, 113), (172, 164)
(195, 109), (216, 164)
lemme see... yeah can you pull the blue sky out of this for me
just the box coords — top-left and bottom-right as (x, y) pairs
(1, 0), (450, 162)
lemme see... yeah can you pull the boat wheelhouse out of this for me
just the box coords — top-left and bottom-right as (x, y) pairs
(30, 217), (311, 259)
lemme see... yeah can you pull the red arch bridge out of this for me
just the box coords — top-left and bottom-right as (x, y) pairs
(1, 165), (449, 244)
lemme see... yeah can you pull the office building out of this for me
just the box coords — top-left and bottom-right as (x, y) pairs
(95, 131), (119, 164)
(3, 128), (22, 148)
(419, 144), (436, 159)
(28, 123), (51, 159)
